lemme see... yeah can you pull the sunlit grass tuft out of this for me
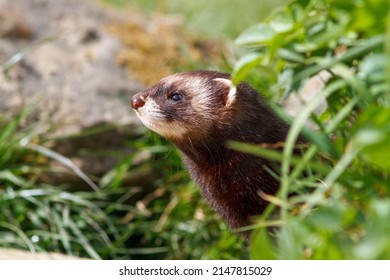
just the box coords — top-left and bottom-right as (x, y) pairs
(0, 107), (246, 259)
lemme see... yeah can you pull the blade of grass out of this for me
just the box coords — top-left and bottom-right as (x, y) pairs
(52, 210), (73, 256)
(301, 143), (361, 215)
(290, 96), (360, 181)
(293, 35), (385, 83)
(59, 192), (120, 241)
(24, 143), (99, 192)
(0, 170), (29, 187)
(331, 64), (372, 102)
(280, 80), (347, 220)
(228, 141), (330, 175)
(0, 222), (36, 253)
(386, 9), (390, 85)
(68, 218), (101, 260)
(1, 36), (57, 75)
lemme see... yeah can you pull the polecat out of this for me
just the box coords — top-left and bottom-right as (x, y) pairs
(130, 71), (296, 239)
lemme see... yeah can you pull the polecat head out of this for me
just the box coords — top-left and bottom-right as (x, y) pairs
(130, 71), (238, 141)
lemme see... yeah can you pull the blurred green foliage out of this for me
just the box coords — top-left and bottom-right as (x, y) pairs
(232, 0), (390, 259)
(102, 0), (288, 38)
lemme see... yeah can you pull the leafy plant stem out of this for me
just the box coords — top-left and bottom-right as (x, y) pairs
(280, 80), (347, 220)
(293, 35), (385, 83)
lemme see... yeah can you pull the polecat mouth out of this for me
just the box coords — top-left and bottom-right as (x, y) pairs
(133, 105), (190, 140)
(135, 110), (161, 131)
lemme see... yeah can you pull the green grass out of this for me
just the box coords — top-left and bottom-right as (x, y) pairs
(0, 108), (246, 259)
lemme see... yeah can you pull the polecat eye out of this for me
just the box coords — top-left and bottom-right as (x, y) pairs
(169, 92), (183, 102)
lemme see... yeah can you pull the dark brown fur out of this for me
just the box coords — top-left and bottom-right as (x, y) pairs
(131, 71), (299, 239)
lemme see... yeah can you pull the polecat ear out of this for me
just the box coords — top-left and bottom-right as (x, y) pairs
(213, 78), (237, 107)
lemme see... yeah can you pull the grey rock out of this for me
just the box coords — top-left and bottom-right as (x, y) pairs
(0, 0), (143, 136)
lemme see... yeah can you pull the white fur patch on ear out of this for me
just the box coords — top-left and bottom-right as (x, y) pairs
(213, 78), (237, 107)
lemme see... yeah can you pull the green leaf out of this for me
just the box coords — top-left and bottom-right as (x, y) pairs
(231, 52), (263, 85)
(277, 48), (306, 63)
(331, 63), (372, 102)
(235, 23), (275, 46)
(250, 227), (277, 259)
(359, 53), (386, 83)
(353, 107), (390, 171)
(306, 206), (343, 232)
(269, 9), (294, 33)
(0, 170), (29, 187)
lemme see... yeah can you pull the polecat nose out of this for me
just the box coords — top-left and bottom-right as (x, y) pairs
(131, 96), (145, 109)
